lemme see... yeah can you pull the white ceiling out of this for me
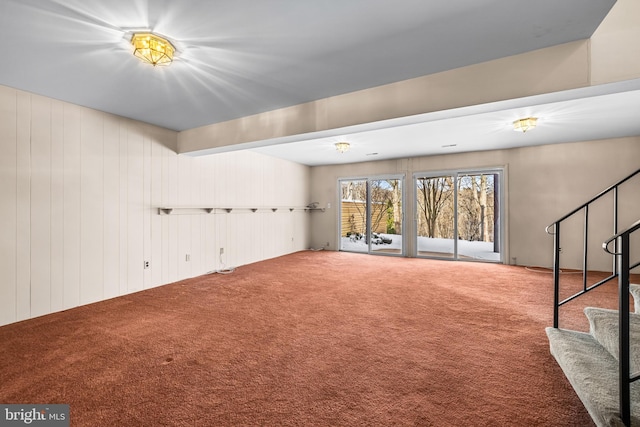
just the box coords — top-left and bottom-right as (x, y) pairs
(2, 0), (636, 168)
(251, 79), (640, 166)
(0, 0), (615, 132)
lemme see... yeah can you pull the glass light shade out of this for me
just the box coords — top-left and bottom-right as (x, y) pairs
(513, 117), (538, 133)
(335, 142), (350, 153)
(131, 33), (175, 66)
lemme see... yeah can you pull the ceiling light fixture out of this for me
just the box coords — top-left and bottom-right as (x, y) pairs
(335, 142), (350, 153)
(131, 33), (175, 66)
(513, 117), (538, 133)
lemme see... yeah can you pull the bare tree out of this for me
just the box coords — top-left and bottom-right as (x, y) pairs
(342, 181), (367, 235)
(457, 175), (494, 242)
(479, 175), (488, 242)
(386, 180), (402, 234)
(417, 177), (454, 238)
(370, 181), (393, 234)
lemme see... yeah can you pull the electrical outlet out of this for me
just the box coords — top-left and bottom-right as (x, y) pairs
(219, 248), (224, 255)
(326, 242), (330, 247)
(186, 254), (190, 262)
(144, 261), (150, 269)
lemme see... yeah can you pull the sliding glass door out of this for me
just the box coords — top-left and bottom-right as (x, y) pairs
(415, 170), (502, 262)
(340, 176), (404, 255)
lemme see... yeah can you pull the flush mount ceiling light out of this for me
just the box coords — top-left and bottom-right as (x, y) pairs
(335, 142), (350, 153)
(131, 33), (175, 66)
(513, 117), (538, 133)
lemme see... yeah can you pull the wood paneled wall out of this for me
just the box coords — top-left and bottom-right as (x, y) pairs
(0, 86), (310, 327)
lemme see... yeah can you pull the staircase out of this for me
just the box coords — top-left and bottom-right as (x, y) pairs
(546, 284), (640, 427)
(545, 169), (640, 427)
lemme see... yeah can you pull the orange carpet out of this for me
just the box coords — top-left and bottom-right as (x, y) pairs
(1, 251), (629, 426)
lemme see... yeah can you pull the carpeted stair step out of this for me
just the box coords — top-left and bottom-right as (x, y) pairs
(630, 284), (640, 314)
(546, 327), (640, 427)
(585, 307), (640, 375)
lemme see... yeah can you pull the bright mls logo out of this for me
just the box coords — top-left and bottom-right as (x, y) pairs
(0, 405), (69, 426)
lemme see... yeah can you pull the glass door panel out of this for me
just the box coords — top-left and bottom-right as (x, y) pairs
(457, 173), (500, 262)
(416, 176), (455, 258)
(369, 179), (403, 254)
(340, 179), (368, 253)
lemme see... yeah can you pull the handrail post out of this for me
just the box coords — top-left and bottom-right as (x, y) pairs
(619, 233), (631, 427)
(613, 186), (619, 275)
(583, 205), (589, 292)
(553, 222), (561, 328)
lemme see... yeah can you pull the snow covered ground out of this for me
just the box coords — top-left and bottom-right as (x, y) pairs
(340, 234), (500, 261)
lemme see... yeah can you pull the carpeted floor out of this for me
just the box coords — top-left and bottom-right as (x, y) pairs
(0, 251), (631, 426)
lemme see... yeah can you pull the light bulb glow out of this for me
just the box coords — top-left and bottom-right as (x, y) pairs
(335, 142), (350, 153)
(131, 33), (175, 66)
(513, 117), (538, 133)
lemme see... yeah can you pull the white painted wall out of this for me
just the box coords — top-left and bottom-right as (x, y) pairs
(0, 85), (310, 327)
(591, 0), (640, 85)
(179, 40), (590, 155)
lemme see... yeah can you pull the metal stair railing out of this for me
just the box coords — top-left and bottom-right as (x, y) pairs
(545, 168), (640, 328)
(603, 219), (640, 427)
